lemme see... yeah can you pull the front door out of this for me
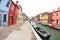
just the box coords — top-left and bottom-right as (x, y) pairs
(10, 16), (13, 25)
(56, 19), (58, 25)
(3, 14), (7, 26)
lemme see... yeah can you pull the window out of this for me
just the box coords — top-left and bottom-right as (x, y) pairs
(11, 4), (14, 11)
(56, 12), (58, 16)
(52, 14), (54, 16)
(3, 14), (6, 22)
(6, 1), (10, 7)
(0, 0), (1, 3)
(10, 16), (13, 21)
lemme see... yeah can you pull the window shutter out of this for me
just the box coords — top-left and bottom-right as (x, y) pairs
(6, 1), (10, 7)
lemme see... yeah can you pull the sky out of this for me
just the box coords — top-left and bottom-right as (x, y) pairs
(13, 0), (60, 18)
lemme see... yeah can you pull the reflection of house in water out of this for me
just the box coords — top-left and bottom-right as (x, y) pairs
(0, 0), (12, 26)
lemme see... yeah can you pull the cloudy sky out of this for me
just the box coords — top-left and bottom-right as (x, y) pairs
(13, 0), (60, 18)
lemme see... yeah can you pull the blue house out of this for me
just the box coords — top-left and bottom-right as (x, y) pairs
(22, 13), (26, 22)
(0, 0), (12, 27)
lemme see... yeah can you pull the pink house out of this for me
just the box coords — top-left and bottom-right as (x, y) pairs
(51, 7), (60, 29)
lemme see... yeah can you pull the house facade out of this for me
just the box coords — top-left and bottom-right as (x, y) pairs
(34, 14), (40, 23)
(34, 15), (37, 23)
(26, 16), (29, 21)
(48, 13), (52, 26)
(22, 13), (30, 22)
(0, 0), (12, 26)
(40, 13), (42, 23)
(41, 12), (49, 25)
(51, 8), (60, 29)
(17, 5), (23, 24)
(22, 13), (26, 22)
(37, 14), (40, 23)
(8, 1), (18, 26)
(30, 17), (35, 22)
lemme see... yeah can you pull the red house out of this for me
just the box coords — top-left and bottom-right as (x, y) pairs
(48, 13), (52, 26)
(51, 7), (60, 29)
(8, 1), (19, 26)
(38, 14), (40, 23)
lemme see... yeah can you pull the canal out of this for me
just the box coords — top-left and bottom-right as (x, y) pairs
(36, 23), (60, 40)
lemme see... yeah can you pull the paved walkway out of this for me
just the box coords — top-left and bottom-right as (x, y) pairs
(5, 21), (37, 40)
(0, 23), (23, 40)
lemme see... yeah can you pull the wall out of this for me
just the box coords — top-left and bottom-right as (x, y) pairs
(0, 0), (12, 26)
(52, 10), (60, 25)
(17, 6), (22, 24)
(41, 13), (49, 25)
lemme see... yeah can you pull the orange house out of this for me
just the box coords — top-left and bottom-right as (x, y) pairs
(17, 5), (23, 24)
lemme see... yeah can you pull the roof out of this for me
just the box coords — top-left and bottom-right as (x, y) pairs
(18, 5), (22, 11)
(11, 1), (19, 8)
(51, 10), (60, 13)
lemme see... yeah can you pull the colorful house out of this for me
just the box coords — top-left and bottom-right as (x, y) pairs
(38, 14), (40, 23)
(40, 13), (42, 23)
(34, 16), (37, 23)
(22, 13), (30, 22)
(30, 17), (35, 22)
(48, 13), (52, 26)
(36, 14), (40, 23)
(41, 12), (49, 26)
(26, 16), (30, 21)
(17, 5), (23, 24)
(34, 14), (40, 23)
(8, 1), (18, 26)
(51, 8), (60, 29)
(0, 0), (12, 26)
(22, 13), (26, 22)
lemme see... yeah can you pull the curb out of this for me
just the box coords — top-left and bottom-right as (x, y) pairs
(28, 22), (42, 40)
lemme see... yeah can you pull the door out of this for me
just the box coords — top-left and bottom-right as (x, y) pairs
(56, 19), (58, 25)
(10, 16), (13, 24)
(3, 14), (7, 26)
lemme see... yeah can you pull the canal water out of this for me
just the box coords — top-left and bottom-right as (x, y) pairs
(36, 23), (60, 40)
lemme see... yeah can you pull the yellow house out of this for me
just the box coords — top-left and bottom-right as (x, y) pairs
(41, 12), (49, 25)
(17, 5), (23, 24)
(26, 16), (30, 21)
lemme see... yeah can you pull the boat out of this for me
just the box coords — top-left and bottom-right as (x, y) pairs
(33, 25), (51, 40)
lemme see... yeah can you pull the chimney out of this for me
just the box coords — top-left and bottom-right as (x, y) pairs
(16, 1), (19, 5)
(53, 9), (55, 12)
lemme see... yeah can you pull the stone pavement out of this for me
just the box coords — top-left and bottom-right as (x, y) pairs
(5, 21), (37, 40)
(0, 27), (12, 40)
(0, 23), (23, 40)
